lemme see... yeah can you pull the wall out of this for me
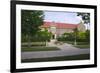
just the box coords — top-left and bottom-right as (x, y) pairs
(56, 28), (73, 36)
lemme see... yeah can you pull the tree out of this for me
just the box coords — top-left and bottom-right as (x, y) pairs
(21, 10), (44, 47)
(85, 30), (90, 42)
(37, 29), (52, 46)
(73, 28), (78, 45)
(77, 13), (90, 30)
(78, 32), (86, 39)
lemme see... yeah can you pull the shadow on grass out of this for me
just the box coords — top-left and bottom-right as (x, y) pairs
(21, 54), (90, 63)
(21, 47), (60, 52)
(74, 45), (90, 49)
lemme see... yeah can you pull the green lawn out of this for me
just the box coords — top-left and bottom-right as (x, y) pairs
(22, 42), (46, 47)
(21, 47), (60, 52)
(63, 41), (89, 45)
(74, 45), (90, 49)
(61, 41), (90, 49)
(21, 54), (90, 63)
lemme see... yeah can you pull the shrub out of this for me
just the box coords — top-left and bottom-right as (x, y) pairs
(57, 32), (74, 41)
(31, 29), (52, 42)
(77, 30), (90, 42)
(21, 29), (52, 42)
(57, 30), (90, 43)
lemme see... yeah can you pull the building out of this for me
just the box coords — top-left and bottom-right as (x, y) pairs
(40, 21), (86, 39)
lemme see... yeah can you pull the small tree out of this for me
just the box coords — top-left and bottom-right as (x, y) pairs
(73, 28), (78, 45)
(36, 29), (52, 46)
(78, 32), (86, 39)
(85, 30), (90, 43)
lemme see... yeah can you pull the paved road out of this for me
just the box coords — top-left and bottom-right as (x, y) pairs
(22, 49), (90, 59)
(21, 41), (90, 59)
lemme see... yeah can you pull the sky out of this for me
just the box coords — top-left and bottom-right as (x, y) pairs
(44, 11), (82, 24)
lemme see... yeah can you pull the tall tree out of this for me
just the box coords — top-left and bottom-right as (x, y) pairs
(77, 13), (90, 29)
(21, 10), (44, 47)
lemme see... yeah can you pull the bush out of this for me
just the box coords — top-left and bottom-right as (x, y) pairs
(78, 32), (86, 39)
(57, 30), (90, 43)
(33, 30), (52, 42)
(21, 35), (29, 42)
(76, 30), (90, 42)
(21, 29), (52, 42)
(57, 33), (74, 41)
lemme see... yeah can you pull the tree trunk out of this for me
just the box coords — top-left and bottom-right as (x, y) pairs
(28, 35), (31, 48)
(74, 39), (77, 46)
(74, 34), (77, 46)
(45, 40), (48, 47)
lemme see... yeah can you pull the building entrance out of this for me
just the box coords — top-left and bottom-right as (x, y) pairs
(52, 35), (55, 39)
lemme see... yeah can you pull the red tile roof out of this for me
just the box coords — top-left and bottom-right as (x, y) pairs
(41, 22), (78, 29)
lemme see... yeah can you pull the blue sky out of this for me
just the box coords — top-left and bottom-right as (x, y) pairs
(44, 11), (81, 24)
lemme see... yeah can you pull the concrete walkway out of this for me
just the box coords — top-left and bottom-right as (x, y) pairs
(21, 40), (90, 59)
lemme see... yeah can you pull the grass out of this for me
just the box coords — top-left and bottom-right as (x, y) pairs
(22, 42), (46, 47)
(74, 45), (90, 49)
(63, 41), (89, 45)
(61, 41), (90, 49)
(21, 47), (60, 52)
(21, 54), (90, 63)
